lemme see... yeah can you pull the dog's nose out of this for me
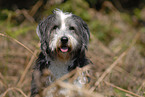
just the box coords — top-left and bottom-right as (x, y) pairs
(61, 36), (68, 44)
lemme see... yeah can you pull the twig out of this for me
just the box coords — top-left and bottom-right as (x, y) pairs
(17, 50), (37, 87)
(90, 50), (127, 92)
(0, 80), (7, 88)
(22, 9), (35, 23)
(1, 87), (28, 97)
(137, 80), (145, 94)
(0, 72), (4, 80)
(0, 73), (6, 87)
(43, 68), (77, 92)
(43, 65), (91, 93)
(104, 81), (143, 97)
(0, 33), (36, 58)
(0, 80), (6, 89)
(90, 33), (140, 92)
(29, 0), (43, 16)
(57, 81), (104, 97)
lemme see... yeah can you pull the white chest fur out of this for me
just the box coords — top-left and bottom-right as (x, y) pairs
(49, 60), (72, 79)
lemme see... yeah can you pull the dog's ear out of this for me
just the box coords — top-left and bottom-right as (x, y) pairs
(36, 14), (56, 41)
(82, 20), (90, 45)
(78, 19), (90, 50)
(36, 25), (42, 41)
(73, 15), (90, 48)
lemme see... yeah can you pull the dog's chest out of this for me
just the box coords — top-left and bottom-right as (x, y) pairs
(49, 61), (71, 79)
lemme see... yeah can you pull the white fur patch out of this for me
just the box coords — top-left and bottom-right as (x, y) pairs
(55, 9), (72, 30)
(49, 10), (78, 51)
(36, 25), (41, 40)
(49, 30), (78, 51)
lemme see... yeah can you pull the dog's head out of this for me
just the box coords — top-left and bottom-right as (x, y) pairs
(37, 9), (90, 61)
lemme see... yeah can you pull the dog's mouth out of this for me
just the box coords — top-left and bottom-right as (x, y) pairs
(60, 46), (68, 52)
(59, 45), (71, 53)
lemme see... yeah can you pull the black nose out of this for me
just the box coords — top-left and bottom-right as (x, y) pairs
(61, 36), (68, 44)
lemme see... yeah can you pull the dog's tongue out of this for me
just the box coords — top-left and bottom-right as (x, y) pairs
(60, 47), (68, 52)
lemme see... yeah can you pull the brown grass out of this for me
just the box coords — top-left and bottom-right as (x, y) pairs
(0, 7), (145, 97)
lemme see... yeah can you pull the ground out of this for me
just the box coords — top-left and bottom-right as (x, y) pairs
(0, 0), (145, 97)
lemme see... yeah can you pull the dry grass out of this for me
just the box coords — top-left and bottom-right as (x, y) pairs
(0, 7), (145, 97)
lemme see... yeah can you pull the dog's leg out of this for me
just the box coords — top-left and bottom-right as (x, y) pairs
(31, 52), (50, 97)
(31, 70), (42, 97)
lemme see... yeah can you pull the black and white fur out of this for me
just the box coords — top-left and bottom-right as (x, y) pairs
(31, 9), (91, 97)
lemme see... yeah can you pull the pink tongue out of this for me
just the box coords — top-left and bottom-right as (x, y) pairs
(60, 47), (68, 52)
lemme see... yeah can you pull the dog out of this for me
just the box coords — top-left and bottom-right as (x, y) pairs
(31, 9), (92, 97)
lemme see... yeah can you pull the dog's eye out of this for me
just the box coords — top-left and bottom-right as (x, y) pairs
(52, 25), (58, 30)
(69, 26), (75, 31)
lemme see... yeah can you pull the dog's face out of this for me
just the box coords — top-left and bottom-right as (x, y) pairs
(37, 9), (90, 61)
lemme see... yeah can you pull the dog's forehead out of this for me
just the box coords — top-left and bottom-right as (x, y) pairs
(54, 10), (72, 20)
(54, 10), (72, 29)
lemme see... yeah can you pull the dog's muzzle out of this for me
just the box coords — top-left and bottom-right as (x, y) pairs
(59, 36), (71, 53)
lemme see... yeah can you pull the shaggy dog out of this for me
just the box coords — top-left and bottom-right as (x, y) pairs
(31, 9), (91, 97)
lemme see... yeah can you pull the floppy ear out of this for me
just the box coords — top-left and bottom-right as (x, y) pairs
(82, 21), (90, 45)
(36, 25), (42, 41)
(36, 23), (49, 60)
(79, 20), (90, 51)
(75, 15), (90, 46)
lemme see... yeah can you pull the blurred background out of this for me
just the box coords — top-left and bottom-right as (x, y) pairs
(0, 0), (145, 97)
